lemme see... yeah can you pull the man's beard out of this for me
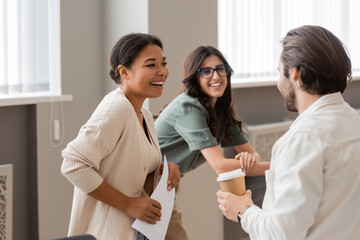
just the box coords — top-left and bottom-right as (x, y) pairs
(284, 83), (297, 112)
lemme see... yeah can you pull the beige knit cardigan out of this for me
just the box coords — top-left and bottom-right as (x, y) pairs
(61, 88), (161, 240)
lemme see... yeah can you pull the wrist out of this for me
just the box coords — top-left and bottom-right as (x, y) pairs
(252, 152), (261, 160)
(119, 195), (132, 213)
(238, 204), (254, 217)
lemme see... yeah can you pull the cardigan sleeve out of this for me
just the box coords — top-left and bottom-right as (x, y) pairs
(61, 92), (129, 193)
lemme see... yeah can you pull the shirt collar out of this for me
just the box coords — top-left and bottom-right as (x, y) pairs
(290, 92), (344, 129)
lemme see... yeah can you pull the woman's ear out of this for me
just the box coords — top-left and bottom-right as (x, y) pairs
(118, 65), (130, 81)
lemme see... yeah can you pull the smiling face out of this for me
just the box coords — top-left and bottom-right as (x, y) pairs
(120, 44), (169, 100)
(197, 55), (228, 107)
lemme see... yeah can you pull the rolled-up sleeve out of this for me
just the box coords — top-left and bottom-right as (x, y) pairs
(220, 125), (248, 147)
(174, 102), (218, 151)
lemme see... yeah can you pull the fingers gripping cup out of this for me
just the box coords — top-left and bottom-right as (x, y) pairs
(217, 168), (246, 196)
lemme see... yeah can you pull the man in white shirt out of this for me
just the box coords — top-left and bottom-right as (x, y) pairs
(217, 25), (360, 240)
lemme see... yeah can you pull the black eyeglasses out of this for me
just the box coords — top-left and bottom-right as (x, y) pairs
(197, 65), (230, 79)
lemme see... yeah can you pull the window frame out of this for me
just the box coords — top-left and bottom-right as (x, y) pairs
(0, 0), (64, 105)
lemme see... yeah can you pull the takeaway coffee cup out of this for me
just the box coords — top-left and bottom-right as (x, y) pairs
(217, 168), (246, 196)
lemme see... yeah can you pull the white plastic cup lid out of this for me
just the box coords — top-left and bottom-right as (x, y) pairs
(217, 168), (246, 182)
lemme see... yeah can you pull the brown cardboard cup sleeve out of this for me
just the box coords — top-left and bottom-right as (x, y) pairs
(217, 168), (246, 196)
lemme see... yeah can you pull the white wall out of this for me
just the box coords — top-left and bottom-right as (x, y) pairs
(148, 0), (219, 114)
(37, 0), (105, 239)
(103, 0), (149, 93)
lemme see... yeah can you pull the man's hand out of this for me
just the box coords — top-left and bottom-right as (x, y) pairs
(217, 190), (253, 222)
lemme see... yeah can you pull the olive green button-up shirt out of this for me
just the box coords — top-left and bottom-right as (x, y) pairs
(155, 93), (247, 174)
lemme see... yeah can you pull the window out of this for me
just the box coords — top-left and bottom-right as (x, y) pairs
(0, 0), (61, 96)
(218, 0), (360, 86)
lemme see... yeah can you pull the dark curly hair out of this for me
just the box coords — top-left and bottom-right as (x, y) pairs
(109, 33), (163, 84)
(181, 46), (242, 142)
(281, 25), (352, 94)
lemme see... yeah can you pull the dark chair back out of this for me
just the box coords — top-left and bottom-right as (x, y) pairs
(52, 234), (97, 240)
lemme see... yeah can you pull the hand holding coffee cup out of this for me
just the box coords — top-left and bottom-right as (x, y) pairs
(217, 168), (246, 196)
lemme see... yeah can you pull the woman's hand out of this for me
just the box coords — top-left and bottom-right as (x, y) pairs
(160, 162), (181, 191)
(124, 196), (162, 224)
(235, 152), (260, 174)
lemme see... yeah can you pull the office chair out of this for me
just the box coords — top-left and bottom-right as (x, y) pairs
(52, 234), (96, 240)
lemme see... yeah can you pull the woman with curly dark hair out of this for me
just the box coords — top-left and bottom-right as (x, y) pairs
(155, 46), (269, 239)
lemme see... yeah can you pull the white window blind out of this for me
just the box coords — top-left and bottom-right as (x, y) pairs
(0, 0), (61, 96)
(218, 0), (360, 85)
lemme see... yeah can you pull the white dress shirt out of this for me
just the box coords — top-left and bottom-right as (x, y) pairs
(242, 92), (360, 240)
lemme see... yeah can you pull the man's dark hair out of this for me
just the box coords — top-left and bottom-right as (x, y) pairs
(281, 25), (352, 94)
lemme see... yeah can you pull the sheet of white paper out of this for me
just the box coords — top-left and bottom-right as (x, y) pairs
(132, 156), (175, 240)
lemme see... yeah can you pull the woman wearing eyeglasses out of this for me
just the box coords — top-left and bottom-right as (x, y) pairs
(154, 46), (270, 239)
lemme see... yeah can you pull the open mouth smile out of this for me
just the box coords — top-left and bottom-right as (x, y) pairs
(150, 81), (164, 86)
(209, 82), (222, 87)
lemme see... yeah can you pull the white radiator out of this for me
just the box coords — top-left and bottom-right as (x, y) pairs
(244, 120), (293, 162)
(0, 164), (13, 240)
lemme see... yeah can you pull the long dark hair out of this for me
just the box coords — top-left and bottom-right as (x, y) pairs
(181, 46), (242, 142)
(281, 25), (352, 94)
(109, 33), (163, 84)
